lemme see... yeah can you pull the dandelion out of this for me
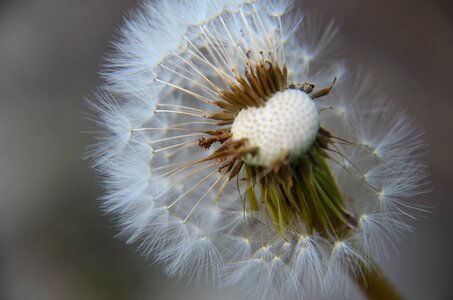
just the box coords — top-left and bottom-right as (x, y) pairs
(88, 0), (427, 299)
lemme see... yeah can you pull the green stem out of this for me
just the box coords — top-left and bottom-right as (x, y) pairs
(356, 265), (403, 300)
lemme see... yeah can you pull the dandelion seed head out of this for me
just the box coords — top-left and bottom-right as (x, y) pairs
(88, 0), (428, 298)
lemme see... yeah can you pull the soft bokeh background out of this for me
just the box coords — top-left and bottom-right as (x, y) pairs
(0, 0), (451, 299)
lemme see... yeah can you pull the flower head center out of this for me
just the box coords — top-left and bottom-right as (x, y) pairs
(231, 89), (320, 167)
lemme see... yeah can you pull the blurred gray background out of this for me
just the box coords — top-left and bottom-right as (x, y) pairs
(0, 0), (451, 299)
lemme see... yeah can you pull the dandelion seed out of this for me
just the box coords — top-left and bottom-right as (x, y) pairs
(88, 1), (427, 299)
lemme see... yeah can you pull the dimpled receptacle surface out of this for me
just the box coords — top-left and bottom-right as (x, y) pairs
(231, 89), (320, 167)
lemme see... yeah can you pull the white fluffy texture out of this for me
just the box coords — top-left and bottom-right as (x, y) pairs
(90, 0), (427, 299)
(231, 89), (320, 166)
